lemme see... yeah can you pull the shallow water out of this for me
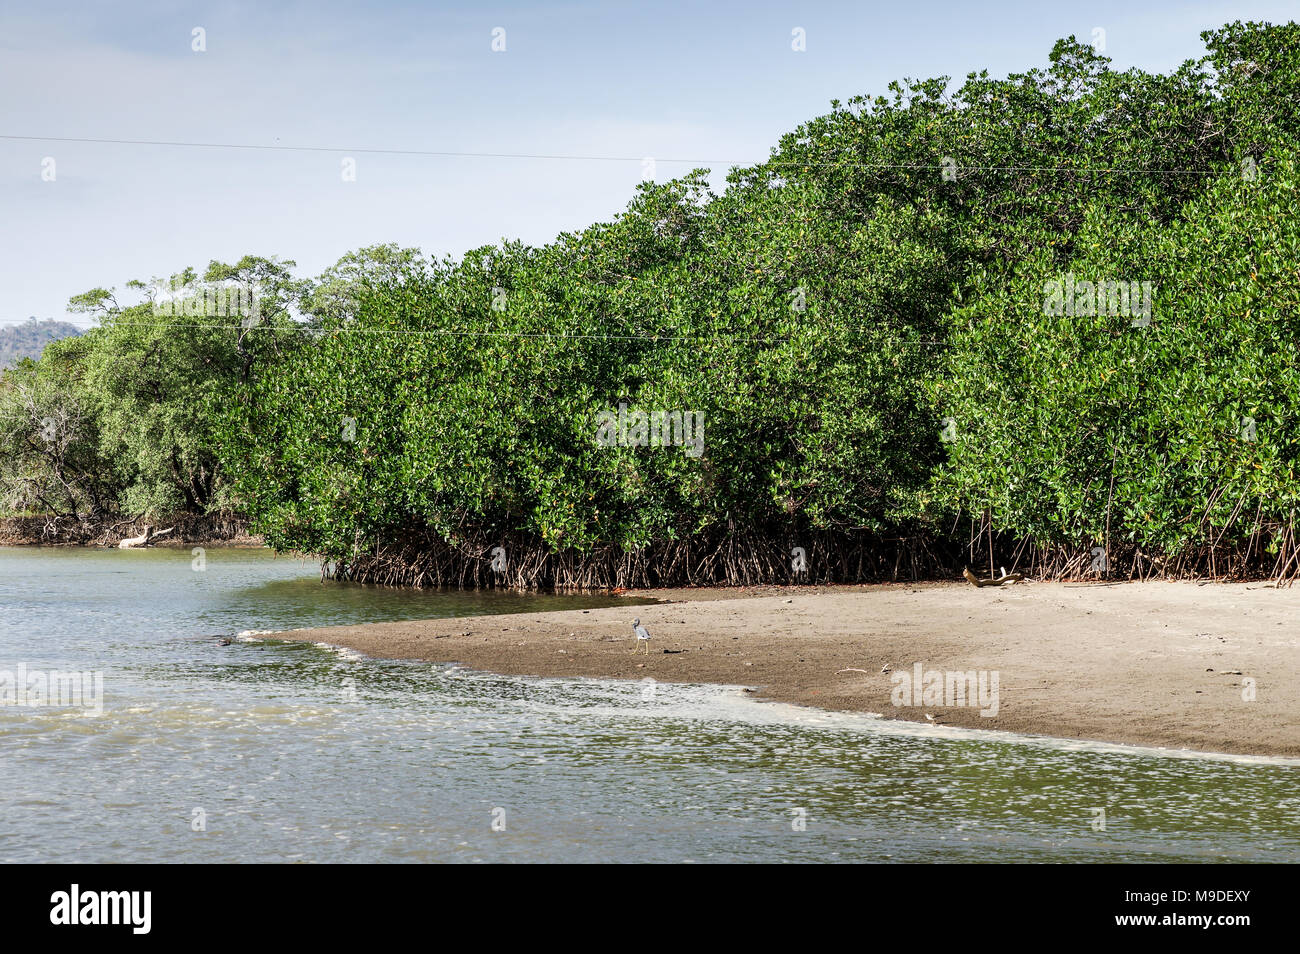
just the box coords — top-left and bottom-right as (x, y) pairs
(1, 546), (1297, 863)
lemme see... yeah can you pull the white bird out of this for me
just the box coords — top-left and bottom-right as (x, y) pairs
(631, 618), (652, 655)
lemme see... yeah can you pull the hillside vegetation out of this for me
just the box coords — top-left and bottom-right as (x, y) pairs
(0, 319), (82, 369)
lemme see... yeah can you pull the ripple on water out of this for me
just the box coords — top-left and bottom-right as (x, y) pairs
(1, 546), (1298, 862)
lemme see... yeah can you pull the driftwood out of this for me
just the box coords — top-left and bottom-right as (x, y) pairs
(118, 525), (175, 549)
(963, 566), (1025, 588)
(0, 512), (253, 547)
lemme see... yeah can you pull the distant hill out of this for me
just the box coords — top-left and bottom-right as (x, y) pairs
(0, 319), (84, 369)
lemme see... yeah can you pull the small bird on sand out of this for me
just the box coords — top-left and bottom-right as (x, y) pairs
(631, 618), (652, 655)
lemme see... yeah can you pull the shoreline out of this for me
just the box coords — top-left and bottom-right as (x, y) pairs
(0, 538), (266, 549)
(0, 540), (266, 548)
(264, 580), (1300, 759)
(0, 513), (258, 548)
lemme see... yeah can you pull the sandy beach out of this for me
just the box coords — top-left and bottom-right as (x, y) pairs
(265, 580), (1300, 758)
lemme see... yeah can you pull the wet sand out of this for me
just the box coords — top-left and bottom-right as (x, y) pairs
(264, 580), (1300, 757)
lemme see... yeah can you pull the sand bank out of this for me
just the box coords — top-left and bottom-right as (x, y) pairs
(265, 580), (1300, 757)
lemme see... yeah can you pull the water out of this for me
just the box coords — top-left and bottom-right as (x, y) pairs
(1, 546), (1298, 863)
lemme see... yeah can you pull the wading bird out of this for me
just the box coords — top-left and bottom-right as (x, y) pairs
(631, 618), (652, 655)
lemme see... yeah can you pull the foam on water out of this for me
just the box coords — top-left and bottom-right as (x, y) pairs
(310, 641), (368, 662)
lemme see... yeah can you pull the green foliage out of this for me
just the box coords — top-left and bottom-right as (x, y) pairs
(222, 20), (1300, 572)
(0, 341), (118, 519)
(222, 170), (957, 560)
(935, 149), (1300, 556)
(7, 20), (1300, 579)
(0, 259), (299, 518)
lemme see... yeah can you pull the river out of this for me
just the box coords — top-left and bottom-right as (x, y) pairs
(1, 546), (1297, 863)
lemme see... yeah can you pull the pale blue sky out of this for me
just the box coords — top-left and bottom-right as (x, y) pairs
(2, 0), (1295, 324)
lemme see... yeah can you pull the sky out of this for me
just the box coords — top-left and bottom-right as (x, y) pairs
(2, 0), (1297, 325)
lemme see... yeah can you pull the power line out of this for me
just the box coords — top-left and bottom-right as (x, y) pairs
(0, 133), (718, 163)
(0, 316), (958, 347)
(0, 311), (1191, 345)
(0, 133), (1226, 176)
